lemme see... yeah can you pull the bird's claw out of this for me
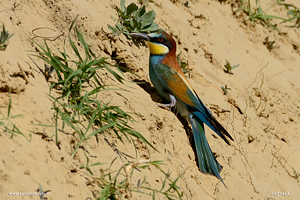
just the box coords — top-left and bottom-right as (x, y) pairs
(156, 94), (176, 109)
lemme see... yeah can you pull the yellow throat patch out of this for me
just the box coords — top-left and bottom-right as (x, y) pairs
(146, 41), (169, 55)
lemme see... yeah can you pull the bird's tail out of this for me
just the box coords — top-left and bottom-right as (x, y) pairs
(188, 114), (227, 187)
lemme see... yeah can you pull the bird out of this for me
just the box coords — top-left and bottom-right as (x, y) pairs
(129, 30), (234, 186)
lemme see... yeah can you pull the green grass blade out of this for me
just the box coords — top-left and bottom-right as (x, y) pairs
(127, 130), (157, 151)
(71, 140), (82, 158)
(64, 68), (82, 86)
(7, 96), (12, 117)
(85, 121), (118, 140)
(69, 33), (82, 62)
(69, 15), (79, 32)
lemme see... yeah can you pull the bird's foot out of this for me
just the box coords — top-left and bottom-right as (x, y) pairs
(156, 94), (176, 109)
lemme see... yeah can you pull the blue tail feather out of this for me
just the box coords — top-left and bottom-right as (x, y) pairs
(193, 111), (232, 145)
(189, 114), (227, 186)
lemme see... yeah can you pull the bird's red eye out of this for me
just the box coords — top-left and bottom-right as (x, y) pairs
(158, 36), (164, 42)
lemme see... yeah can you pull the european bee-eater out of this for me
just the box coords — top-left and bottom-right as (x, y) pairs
(129, 30), (234, 186)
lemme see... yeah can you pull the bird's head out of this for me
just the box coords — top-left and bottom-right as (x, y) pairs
(129, 30), (176, 56)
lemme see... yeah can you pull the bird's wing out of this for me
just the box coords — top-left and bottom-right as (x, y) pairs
(153, 64), (200, 107)
(152, 64), (234, 143)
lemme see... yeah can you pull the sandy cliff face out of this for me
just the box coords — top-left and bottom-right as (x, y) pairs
(0, 0), (299, 199)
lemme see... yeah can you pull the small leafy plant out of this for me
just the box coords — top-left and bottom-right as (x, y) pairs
(263, 36), (275, 51)
(0, 24), (14, 51)
(221, 85), (231, 95)
(224, 59), (239, 74)
(292, 167), (299, 182)
(108, 0), (159, 36)
(37, 184), (51, 200)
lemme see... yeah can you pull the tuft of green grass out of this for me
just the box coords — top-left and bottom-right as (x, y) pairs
(248, 4), (285, 31)
(33, 19), (156, 157)
(49, 91), (154, 158)
(277, 0), (300, 27)
(108, 0), (159, 36)
(224, 59), (239, 74)
(83, 158), (183, 200)
(33, 26), (125, 102)
(0, 24), (14, 51)
(232, 0), (300, 32)
(232, 0), (286, 32)
(0, 96), (31, 141)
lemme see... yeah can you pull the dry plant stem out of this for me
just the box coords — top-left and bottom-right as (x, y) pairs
(31, 27), (64, 41)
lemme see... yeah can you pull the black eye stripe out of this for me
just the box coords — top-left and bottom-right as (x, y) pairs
(150, 35), (165, 43)
(150, 35), (173, 50)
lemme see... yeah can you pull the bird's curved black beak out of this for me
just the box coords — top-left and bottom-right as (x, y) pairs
(128, 32), (150, 41)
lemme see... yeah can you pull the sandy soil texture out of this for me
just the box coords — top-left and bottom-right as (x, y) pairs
(0, 0), (299, 199)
